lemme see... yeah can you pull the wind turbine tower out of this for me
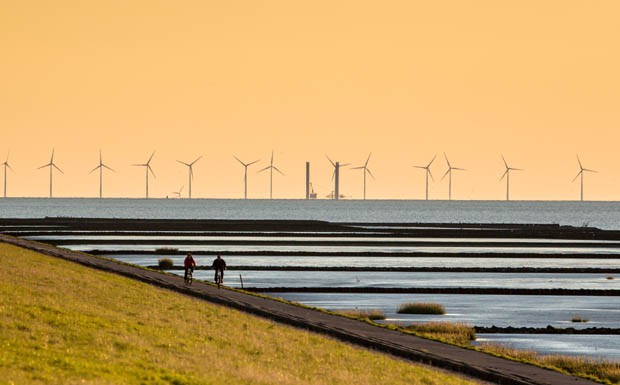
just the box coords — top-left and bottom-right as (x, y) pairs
(133, 151), (156, 198)
(234, 156), (259, 199)
(414, 155), (436, 200)
(2, 152), (14, 198)
(90, 150), (114, 199)
(38, 149), (63, 198)
(258, 151), (284, 199)
(441, 153), (465, 201)
(305, 162), (310, 199)
(351, 153), (374, 200)
(500, 155), (522, 201)
(327, 156), (349, 200)
(573, 155), (597, 201)
(177, 156), (202, 199)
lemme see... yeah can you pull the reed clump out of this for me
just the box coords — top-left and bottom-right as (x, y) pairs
(336, 309), (386, 321)
(397, 302), (445, 315)
(157, 257), (174, 269)
(405, 322), (475, 345)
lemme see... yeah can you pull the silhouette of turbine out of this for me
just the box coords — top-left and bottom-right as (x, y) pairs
(38, 149), (63, 198)
(500, 155), (522, 201)
(172, 185), (184, 198)
(133, 151), (156, 198)
(327, 155), (350, 200)
(414, 155), (436, 200)
(351, 153), (374, 200)
(2, 151), (14, 198)
(234, 156), (259, 199)
(441, 153), (465, 201)
(258, 151), (284, 199)
(573, 155), (597, 201)
(177, 156), (202, 199)
(89, 150), (114, 199)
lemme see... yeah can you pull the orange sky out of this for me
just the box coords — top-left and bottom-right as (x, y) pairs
(1, 1), (619, 200)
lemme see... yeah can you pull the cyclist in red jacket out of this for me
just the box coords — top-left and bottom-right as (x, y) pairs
(184, 253), (196, 282)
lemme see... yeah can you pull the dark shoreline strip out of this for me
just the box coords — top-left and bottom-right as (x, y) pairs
(97, 250), (620, 259)
(39, 239), (620, 248)
(250, 287), (620, 296)
(475, 326), (620, 335)
(148, 265), (620, 273)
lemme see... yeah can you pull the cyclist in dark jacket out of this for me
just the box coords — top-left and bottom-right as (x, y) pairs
(184, 253), (196, 282)
(212, 255), (227, 283)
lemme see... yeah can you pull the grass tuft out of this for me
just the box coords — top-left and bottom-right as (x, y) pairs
(335, 309), (386, 320)
(405, 322), (475, 346)
(157, 257), (174, 269)
(606, 276), (615, 280)
(570, 315), (589, 323)
(397, 302), (445, 315)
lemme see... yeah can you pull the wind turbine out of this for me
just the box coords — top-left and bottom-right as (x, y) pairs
(133, 151), (156, 198)
(414, 155), (436, 200)
(89, 150), (114, 199)
(258, 151), (284, 199)
(327, 155), (350, 200)
(177, 156), (202, 199)
(172, 185), (184, 198)
(38, 149), (63, 198)
(234, 156), (259, 199)
(441, 153), (465, 201)
(2, 152), (14, 198)
(573, 155), (597, 201)
(351, 153), (374, 200)
(500, 155), (522, 201)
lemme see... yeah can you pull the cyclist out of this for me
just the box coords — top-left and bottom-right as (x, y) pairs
(184, 252), (196, 283)
(212, 254), (227, 283)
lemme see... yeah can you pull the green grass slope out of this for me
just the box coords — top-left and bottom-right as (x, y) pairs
(0, 243), (480, 385)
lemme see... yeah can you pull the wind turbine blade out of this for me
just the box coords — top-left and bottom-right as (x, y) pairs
(50, 148), (55, 163)
(132, 163), (146, 167)
(440, 168), (450, 181)
(180, 186), (184, 193)
(270, 150), (274, 165)
(177, 160), (190, 167)
(501, 154), (508, 169)
(38, 163), (51, 170)
(89, 165), (100, 174)
(413, 166), (426, 170)
(7, 163), (14, 172)
(190, 168), (194, 180)
(428, 169), (435, 182)
(444, 153), (451, 168)
(364, 152), (372, 167)
(258, 165), (270, 173)
(453, 167), (466, 171)
(53, 164), (64, 174)
(147, 151), (156, 164)
(233, 155), (244, 165)
(148, 165), (156, 178)
(248, 160), (260, 166)
(99, 149), (102, 164)
(577, 155), (583, 170)
(340, 163), (351, 167)
(273, 166), (285, 175)
(583, 168), (597, 173)
(513, 168), (524, 171)
(326, 155), (336, 167)
(103, 164), (115, 172)
(366, 168), (375, 180)
(331, 170), (335, 181)
(190, 156), (203, 165)
(572, 171), (582, 182)
(427, 154), (437, 168)
(500, 170), (508, 181)
(351, 166), (364, 170)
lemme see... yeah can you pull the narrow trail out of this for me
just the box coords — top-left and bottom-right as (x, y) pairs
(0, 234), (601, 385)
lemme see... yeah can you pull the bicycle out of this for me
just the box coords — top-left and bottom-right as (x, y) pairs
(215, 269), (224, 289)
(184, 268), (193, 286)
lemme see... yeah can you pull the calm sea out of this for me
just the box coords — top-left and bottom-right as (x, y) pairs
(1, 198), (620, 229)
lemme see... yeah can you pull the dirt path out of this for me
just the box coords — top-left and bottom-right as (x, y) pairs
(0, 234), (600, 385)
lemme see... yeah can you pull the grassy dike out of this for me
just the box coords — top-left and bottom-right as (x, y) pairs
(0, 243), (481, 385)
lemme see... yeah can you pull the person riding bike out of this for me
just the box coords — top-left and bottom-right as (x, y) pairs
(184, 252), (196, 283)
(212, 255), (227, 283)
